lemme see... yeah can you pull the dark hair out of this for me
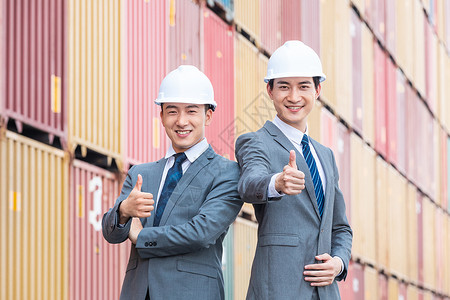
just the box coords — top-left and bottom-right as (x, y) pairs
(268, 76), (321, 90)
(160, 103), (214, 113)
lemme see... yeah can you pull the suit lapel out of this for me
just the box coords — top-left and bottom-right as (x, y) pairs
(263, 122), (321, 219)
(141, 158), (166, 227)
(158, 146), (215, 226)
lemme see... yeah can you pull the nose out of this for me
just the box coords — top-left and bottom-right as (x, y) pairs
(176, 112), (189, 127)
(287, 87), (302, 102)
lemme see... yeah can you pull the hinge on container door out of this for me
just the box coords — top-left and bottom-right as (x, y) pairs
(51, 75), (61, 113)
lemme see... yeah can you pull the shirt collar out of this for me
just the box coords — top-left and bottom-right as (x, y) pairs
(272, 115), (309, 145)
(165, 138), (209, 163)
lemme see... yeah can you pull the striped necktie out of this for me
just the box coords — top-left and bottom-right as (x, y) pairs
(301, 135), (324, 217)
(153, 152), (187, 226)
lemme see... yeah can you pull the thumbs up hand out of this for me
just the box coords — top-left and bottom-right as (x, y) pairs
(275, 150), (306, 195)
(119, 174), (155, 224)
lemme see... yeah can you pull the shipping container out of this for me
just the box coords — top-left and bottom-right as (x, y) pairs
(169, 0), (201, 70)
(336, 122), (351, 223)
(208, 0), (233, 21)
(422, 196), (436, 289)
(437, 43), (448, 131)
(351, 9), (363, 134)
(233, 217), (258, 300)
(448, 136), (450, 213)
(406, 84), (418, 185)
(350, 133), (376, 264)
(407, 284), (420, 300)
(440, 129), (447, 209)
(435, 209), (444, 294)
(222, 222), (234, 300)
(399, 282), (407, 300)
(365, 0), (386, 45)
(413, 0), (426, 97)
(376, 157), (389, 270)
(386, 57), (398, 166)
(406, 183), (419, 281)
(123, 0), (168, 166)
(203, 8), (235, 159)
(425, 19), (438, 115)
(362, 24), (375, 146)
(385, 0), (396, 55)
(320, 108), (337, 151)
(395, 0), (414, 80)
(235, 35), (272, 135)
(436, 0), (445, 42)
(379, 273), (388, 300)
(2, 0), (66, 144)
(364, 266), (378, 300)
(431, 120), (440, 202)
(260, 0), (282, 55)
(374, 41), (388, 158)
(68, 0), (121, 161)
(308, 101), (322, 143)
(299, 0), (320, 54)
(0, 130), (68, 300)
(338, 261), (365, 299)
(396, 69), (407, 175)
(234, 0), (260, 44)
(444, 215), (450, 296)
(69, 160), (129, 300)
(387, 276), (399, 300)
(417, 193), (424, 285)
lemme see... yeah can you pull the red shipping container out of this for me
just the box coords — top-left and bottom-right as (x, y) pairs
(336, 122), (351, 224)
(299, 0), (320, 54)
(399, 282), (407, 299)
(374, 41), (387, 158)
(378, 273), (388, 300)
(425, 20), (437, 114)
(169, 0), (201, 70)
(203, 8), (235, 159)
(124, 0), (168, 166)
(396, 70), (407, 176)
(365, 0), (386, 45)
(1, 0), (66, 144)
(280, 0), (302, 46)
(351, 9), (363, 134)
(69, 160), (129, 300)
(406, 84), (418, 185)
(441, 129), (448, 210)
(260, 0), (281, 54)
(385, 0), (396, 55)
(386, 57), (398, 166)
(320, 108), (337, 151)
(338, 261), (365, 299)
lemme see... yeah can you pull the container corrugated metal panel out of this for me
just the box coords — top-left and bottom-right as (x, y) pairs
(387, 277), (399, 300)
(351, 9), (363, 134)
(320, 108), (337, 151)
(444, 216), (450, 296)
(169, 0), (201, 70)
(235, 35), (273, 135)
(308, 101), (322, 143)
(413, 0), (426, 97)
(446, 0), (450, 49)
(417, 193), (424, 285)
(386, 58), (398, 166)
(375, 157), (389, 270)
(443, 131), (449, 210)
(378, 273), (388, 300)
(365, 0), (386, 44)
(124, 0), (168, 166)
(422, 196), (436, 289)
(351, 133), (376, 264)
(399, 282), (407, 300)
(279, 0), (301, 44)
(364, 267), (378, 300)
(68, 0), (121, 159)
(233, 217), (257, 300)
(406, 183), (418, 281)
(385, 0), (396, 55)
(437, 43), (447, 130)
(436, 0), (445, 41)
(407, 284), (420, 300)
(395, 0), (414, 80)
(234, 0), (260, 43)
(222, 224), (233, 300)
(69, 160), (129, 300)
(203, 9), (235, 159)
(435, 209), (444, 293)
(387, 166), (408, 278)
(320, 0), (352, 124)
(396, 70), (407, 175)
(406, 85), (418, 185)
(362, 24), (375, 146)
(338, 261), (365, 299)
(425, 20), (438, 115)
(420, 102), (435, 197)
(2, 0), (66, 141)
(431, 119), (440, 201)
(0, 130), (69, 300)
(374, 41), (388, 158)
(336, 122), (351, 223)
(260, 0), (281, 55)
(299, 0), (320, 54)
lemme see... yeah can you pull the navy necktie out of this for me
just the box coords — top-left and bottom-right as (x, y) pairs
(153, 152), (187, 226)
(301, 135), (324, 217)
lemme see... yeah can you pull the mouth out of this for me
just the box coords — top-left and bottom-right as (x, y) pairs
(175, 130), (191, 136)
(285, 105), (304, 112)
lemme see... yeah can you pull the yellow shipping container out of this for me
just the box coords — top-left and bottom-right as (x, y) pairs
(432, 120), (441, 204)
(361, 23), (375, 146)
(444, 215), (450, 296)
(233, 217), (258, 300)
(351, 133), (376, 264)
(387, 166), (408, 279)
(406, 183), (418, 282)
(68, 0), (121, 161)
(309, 101), (323, 142)
(375, 157), (389, 270)
(0, 131), (69, 300)
(351, 0), (364, 15)
(234, 0), (260, 44)
(422, 196), (436, 289)
(235, 35), (273, 135)
(412, 0), (426, 97)
(387, 277), (399, 300)
(406, 284), (419, 300)
(436, 0), (445, 42)
(395, 0), (414, 80)
(437, 43), (447, 128)
(364, 266), (378, 300)
(320, 0), (352, 124)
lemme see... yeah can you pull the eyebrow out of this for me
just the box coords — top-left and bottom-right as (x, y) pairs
(276, 80), (312, 85)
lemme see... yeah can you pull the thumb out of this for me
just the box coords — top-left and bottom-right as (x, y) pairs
(288, 150), (297, 169)
(134, 174), (143, 191)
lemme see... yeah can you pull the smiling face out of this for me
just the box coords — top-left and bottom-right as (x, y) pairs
(160, 103), (212, 153)
(267, 77), (321, 132)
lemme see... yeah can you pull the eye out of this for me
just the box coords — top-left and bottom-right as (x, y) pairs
(279, 85), (288, 90)
(167, 110), (177, 115)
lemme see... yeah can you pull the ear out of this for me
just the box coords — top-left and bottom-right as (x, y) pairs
(315, 84), (322, 99)
(160, 110), (166, 128)
(205, 108), (213, 127)
(266, 83), (274, 99)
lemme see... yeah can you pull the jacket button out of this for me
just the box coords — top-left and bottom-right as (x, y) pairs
(145, 242), (149, 247)
(256, 192), (263, 200)
(153, 241), (157, 246)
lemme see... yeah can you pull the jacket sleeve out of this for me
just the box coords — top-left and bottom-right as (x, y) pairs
(102, 166), (135, 244)
(134, 161), (243, 258)
(329, 149), (353, 281)
(235, 133), (282, 204)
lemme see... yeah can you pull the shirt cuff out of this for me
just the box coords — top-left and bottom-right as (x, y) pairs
(334, 256), (344, 276)
(268, 173), (285, 198)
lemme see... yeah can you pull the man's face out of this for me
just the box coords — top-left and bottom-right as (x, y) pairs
(160, 103), (212, 153)
(267, 77), (320, 132)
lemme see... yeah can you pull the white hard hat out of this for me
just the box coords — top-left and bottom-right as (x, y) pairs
(155, 65), (217, 110)
(264, 40), (326, 83)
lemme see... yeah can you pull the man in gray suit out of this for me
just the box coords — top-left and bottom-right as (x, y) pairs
(235, 41), (353, 299)
(103, 65), (242, 300)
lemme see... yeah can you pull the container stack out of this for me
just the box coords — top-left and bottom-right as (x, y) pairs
(1, 0), (449, 299)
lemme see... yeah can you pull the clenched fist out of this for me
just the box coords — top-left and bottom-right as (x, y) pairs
(119, 174), (155, 224)
(275, 150), (305, 195)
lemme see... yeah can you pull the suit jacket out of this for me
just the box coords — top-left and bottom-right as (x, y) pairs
(102, 146), (243, 300)
(235, 121), (352, 300)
